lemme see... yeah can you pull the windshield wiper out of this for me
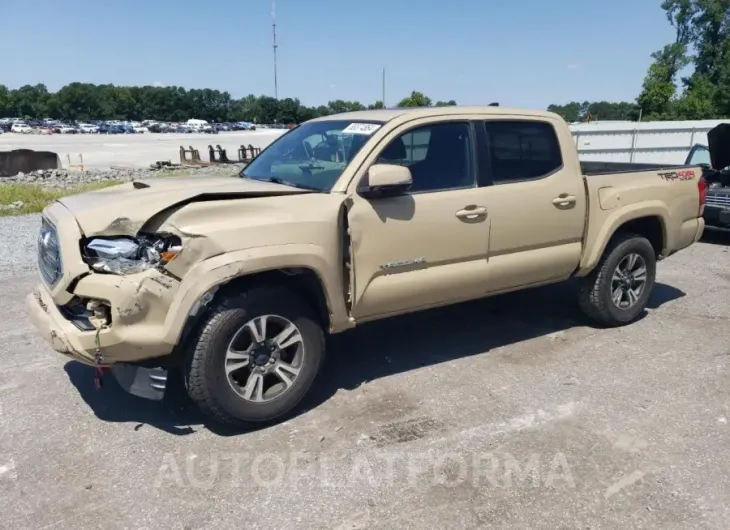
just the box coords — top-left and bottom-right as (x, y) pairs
(261, 177), (321, 191)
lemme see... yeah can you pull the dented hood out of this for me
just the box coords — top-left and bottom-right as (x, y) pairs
(56, 175), (313, 236)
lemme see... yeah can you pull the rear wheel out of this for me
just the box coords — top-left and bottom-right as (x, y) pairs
(185, 286), (325, 428)
(578, 233), (656, 327)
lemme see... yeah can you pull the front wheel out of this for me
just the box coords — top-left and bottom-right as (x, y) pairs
(185, 286), (325, 428)
(578, 233), (657, 327)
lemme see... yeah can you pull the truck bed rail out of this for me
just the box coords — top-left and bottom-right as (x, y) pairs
(581, 160), (690, 176)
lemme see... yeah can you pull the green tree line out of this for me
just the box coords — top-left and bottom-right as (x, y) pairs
(551, 0), (730, 122)
(0, 84), (456, 124)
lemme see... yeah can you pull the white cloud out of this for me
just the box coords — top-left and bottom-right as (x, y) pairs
(566, 63), (581, 70)
(153, 81), (165, 87)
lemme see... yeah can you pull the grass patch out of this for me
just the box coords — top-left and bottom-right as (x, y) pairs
(156, 169), (192, 178)
(154, 167), (242, 178)
(0, 181), (123, 216)
(152, 169), (198, 178)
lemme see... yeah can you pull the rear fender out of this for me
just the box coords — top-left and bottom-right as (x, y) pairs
(577, 201), (669, 275)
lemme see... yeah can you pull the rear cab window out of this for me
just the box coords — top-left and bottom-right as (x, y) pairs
(481, 120), (563, 184)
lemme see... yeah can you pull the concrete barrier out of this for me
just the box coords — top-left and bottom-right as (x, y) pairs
(0, 149), (61, 177)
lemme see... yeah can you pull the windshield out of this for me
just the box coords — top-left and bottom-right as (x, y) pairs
(240, 120), (383, 191)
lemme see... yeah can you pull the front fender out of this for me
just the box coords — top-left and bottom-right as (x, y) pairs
(162, 244), (351, 344)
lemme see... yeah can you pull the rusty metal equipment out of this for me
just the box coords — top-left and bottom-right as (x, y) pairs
(66, 153), (85, 171)
(208, 144), (230, 163)
(149, 160), (178, 169)
(179, 145), (201, 164)
(238, 144), (262, 163)
(249, 144), (262, 158)
(178, 144), (261, 166)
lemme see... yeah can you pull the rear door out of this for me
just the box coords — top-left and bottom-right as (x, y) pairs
(477, 118), (587, 292)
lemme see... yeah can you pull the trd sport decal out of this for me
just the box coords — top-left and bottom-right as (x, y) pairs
(658, 170), (696, 181)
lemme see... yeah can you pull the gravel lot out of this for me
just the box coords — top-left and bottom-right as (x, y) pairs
(0, 130), (285, 170)
(0, 214), (41, 278)
(1, 215), (729, 529)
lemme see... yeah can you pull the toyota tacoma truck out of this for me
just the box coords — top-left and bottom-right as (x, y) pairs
(27, 106), (707, 427)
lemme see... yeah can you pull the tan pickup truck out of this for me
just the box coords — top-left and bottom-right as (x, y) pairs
(27, 106), (707, 427)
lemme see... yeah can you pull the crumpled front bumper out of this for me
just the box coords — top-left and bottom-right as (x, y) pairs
(26, 268), (181, 366)
(26, 287), (89, 362)
(27, 279), (174, 400)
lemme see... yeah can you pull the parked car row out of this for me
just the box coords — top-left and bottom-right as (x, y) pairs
(0, 117), (292, 135)
(0, 123), (99, 134)
(146, 121), (259, 133)
(0, 118), (151, 135)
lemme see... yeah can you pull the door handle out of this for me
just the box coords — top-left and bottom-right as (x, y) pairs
(552, 194), (576, 207)
(455, 205), (488, 219)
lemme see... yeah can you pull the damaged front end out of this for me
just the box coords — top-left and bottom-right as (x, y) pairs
(27, 201), (193, 401)
(30, 177), (319, 401)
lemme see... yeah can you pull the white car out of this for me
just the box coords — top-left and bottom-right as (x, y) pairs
(56, 125), (76, 134)
(78, 124), (99, 134)
(11, 123), (32, 134)
(133, 125), (149, 133)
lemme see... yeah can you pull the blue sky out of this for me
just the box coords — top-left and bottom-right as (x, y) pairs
(3, 0), (676, 109)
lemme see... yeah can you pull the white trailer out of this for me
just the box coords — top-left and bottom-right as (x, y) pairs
(569, 119), (730, 165)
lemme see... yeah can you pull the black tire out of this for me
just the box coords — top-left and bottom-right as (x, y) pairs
(578, 232), (656, 327)
(185, 286), (325, 428)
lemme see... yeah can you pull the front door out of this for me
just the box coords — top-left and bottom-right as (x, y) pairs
(347, 120), (492, 320)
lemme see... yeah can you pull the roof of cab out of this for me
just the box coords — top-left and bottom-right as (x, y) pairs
(307, 106), (561, 123)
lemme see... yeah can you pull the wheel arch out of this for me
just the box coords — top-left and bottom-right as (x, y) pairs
(215, 267), (331, 327)
(578, 203), (669, 276)
(163, 245), (354, 349)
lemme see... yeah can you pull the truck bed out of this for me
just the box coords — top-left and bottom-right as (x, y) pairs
(581, 160), (687, 176)
(579, 162), (704, 267)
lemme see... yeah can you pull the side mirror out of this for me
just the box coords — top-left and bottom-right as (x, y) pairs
(357, 163), (413, 198)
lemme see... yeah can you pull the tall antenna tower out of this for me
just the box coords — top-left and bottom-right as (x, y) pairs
(272, 0), (278, 100)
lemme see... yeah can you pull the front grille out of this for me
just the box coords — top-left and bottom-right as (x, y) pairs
(706, 193), (730, 208)
(38, 217), (62, 287)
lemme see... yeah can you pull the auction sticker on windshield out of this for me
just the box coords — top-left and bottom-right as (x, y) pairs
(342, 123), (382, 135)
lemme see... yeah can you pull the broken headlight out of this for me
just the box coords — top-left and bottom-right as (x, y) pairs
(83, 234), (182, 275)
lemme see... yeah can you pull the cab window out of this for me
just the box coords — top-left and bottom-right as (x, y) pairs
(375, 122), (474, 192)
(483, 120), (563, 183)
